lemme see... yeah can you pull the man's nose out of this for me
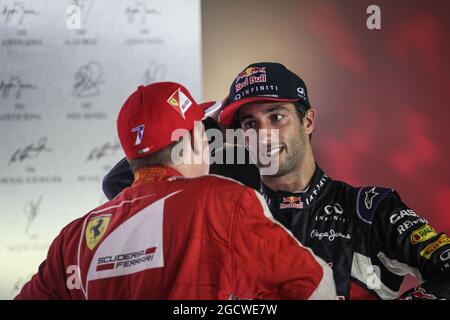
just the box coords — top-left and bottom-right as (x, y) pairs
(257, 122), (277, 145)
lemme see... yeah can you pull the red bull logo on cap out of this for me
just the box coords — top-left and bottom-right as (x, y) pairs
(280, 196), (304, 209)
(235, 67), (267, 92)
(235, 67), (266, 83)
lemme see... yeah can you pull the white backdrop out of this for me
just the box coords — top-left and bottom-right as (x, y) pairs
(0, 0), (202, 299)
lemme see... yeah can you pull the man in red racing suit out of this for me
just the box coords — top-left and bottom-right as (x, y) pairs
(15, 82), (336, 300)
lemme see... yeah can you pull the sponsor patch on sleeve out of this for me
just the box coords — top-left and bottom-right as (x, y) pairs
(356, 186), (392, 224)
(420, 235), (450, 259)
(86, 214), (111, 250)
(410, 224), (438, 244)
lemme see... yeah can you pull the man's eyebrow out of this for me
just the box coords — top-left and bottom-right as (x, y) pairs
(263, 105), (289, 114)
(239, 113), (253, 122)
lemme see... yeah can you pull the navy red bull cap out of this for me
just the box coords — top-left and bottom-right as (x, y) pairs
(117, 82), (219, 160)
(218, 62), (311, 126)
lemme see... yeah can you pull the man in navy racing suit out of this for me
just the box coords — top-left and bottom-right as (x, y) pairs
(103, 63), (450, 299)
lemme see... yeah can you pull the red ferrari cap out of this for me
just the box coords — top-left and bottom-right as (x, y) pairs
(117, 82), (217, 159)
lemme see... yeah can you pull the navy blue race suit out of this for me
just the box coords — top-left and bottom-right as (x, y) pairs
(103, 157), (450, 299)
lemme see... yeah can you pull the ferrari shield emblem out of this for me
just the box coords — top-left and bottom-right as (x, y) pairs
(86, 214), (111, 250)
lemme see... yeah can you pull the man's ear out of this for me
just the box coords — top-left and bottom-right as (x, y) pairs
(303, 108), (316, 135)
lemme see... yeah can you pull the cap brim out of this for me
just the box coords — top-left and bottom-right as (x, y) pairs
(198, 101), (222, 120)
(218, 97), (299, 126)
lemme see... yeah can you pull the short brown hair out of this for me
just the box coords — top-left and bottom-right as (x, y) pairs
(129, 140), (182, 173)
(293, 102), (313, 141)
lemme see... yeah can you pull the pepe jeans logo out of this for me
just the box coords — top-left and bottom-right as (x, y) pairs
(310, 229), (351, 242)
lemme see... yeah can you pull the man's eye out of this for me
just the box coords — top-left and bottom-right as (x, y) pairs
(271, 114), (283, 121)
(243, 121), (256, 129)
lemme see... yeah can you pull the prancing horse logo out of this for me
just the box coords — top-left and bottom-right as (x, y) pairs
(86, 214), (111, 250)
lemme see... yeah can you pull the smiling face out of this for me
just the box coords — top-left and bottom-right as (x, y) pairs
(238, 101), (313, 177)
